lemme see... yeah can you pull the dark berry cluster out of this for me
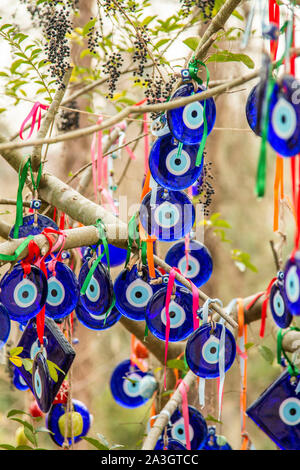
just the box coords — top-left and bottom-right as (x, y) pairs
(180, 0), (215, 22)
(194, 160), (215, 216)
(103, 52), (124, 99)
(144, 75), (177, 119)
(20, 0), (76, 87)
(44, 3), (73, 87)
(86, 17), (102, 54)
(57, 100), (79, 132)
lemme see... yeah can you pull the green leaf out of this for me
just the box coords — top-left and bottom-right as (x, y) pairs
(166, 359), (188, 371)
(205, 414), (223, 424)
(82, 18), (97, 36)
(0, 444), (16, 450)
(10, 418), (34, 432)
(9, 357), (23, 367)
(7, 409), (29, 419)
(183, 36), (200, 51)
(15, 445), (34, 450)
(47, 360), (65, 382)
(23, 426), (37, 447)
(154, 38), (170, 50)
(22, 358), (33, 372)
(9, 346), (23, 357)
(35, 426), (54, 435)
(13, 33), (28, 44)
(206, 51), (255, 69)
(245, 342), (255, 350)
(10, 59), (25, 74)
(82, 437), (109, 450)
(96, 433), (110, 448)
(258, 345), (274, 365)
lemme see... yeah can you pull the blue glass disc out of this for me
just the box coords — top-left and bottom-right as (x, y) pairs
(167, 83), (216, 145)
(268, 75), (300, 157)
(270, 282), (292, 329)
(45, 262), (79, 320)
(247, 369), (300, 450)
(149, 133), (203, 191)
(78, 260), (114, 315)
(0, 302), (10, 349)
(114, 266), (163, 321)
(246, 83), (265, 136)
(167, 405), (208, 450)
(9, 214), (59, 239)
(246, 76), (300, 156)
(110, 359), (149, 408)
(75, 297), (121, 330)
(100, 243), (127, 267)
(46, 399), (91, 447)
(185, 323), (236, 378)
(165, 240), (213, 287)
(283, 253), (300, 316)
(0, 264), (48, 323)
(154, 438), (186, 450)
(139, 188), (195, 242)
(145, 286), (194, 342)
(13, 367), (29, 391)
(32, 351), (52, 412)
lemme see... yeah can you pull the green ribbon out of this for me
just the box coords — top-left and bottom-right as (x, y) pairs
(125, 213), (140, 268)
(80, 219), (109, 295)
(13, 156), (43, 239)
(95, 218), (110, 271)
(0, 235), (34, 262)
(188, 58), (210, 167)
(255, 13), (294, 198)
(103, 293), (116, 326)
(277, 327), (300, 378)
(141, 240), (147, 266)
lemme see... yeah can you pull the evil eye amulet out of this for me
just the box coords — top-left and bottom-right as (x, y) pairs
(267, 75), (300, 157)
(0, 264), (48, 323)
(32, 351), (52, 413)
(46, 399), (91, 447)
(284, 254), (300, 315)
(75, 297), (121, 331)
(155, 438), (186, 450)
(246, 83), (264, 136)
(149, 133), (203, 191)
(246, 370), (300, 450)
(0, 302), (10, 349)
(185, 323), (236, 378)
(13, 367), (29, 391)
(145, 286), (194, 342)
(114, 266), (163, 321)
(168, 405), (208, 450)
(269, 283), (292, 329)
(139, 188), (195, 242)
(45, 262), (79, 320)
(165, 240), (213, 287)
(9, 214), (59, 239)
(167, 83), (216, 145)
(78, 260), (114, 315)
(100, 243), (127, 267)
(110, 359), (149, 408)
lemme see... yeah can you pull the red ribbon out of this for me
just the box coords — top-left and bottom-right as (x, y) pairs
(19, 102), (49, 140)
(269, 0), (280, 59)
(246, 278), (277, 338)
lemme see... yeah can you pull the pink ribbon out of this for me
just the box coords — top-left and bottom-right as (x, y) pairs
(19, 101), (49, 140)
(187, 279), (200, 331)
(143, 113), (149, 174)
(100, 187), (119, 215)
(184, 234), (190, 277)
(91, 117), (103, 202)
(177, 380), (191, 450)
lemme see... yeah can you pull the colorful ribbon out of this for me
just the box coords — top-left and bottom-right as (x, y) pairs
(19, 101), (49, 140)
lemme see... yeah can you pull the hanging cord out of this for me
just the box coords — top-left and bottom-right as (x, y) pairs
(188, 57), (210, 168)
(236, 298), (249, 450)
(13, 155), (42, 239)
(277, 327), (300, 378)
